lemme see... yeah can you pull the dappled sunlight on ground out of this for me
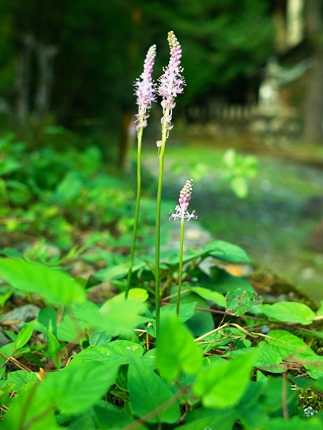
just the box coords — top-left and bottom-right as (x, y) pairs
(141, 140), (323, 301)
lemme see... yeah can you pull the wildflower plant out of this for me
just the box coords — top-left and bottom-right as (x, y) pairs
(125, 45), (156, 299)
(169, 178), (197, 316)
(155, 31), (185, 333)
(1, 32), (322, 430)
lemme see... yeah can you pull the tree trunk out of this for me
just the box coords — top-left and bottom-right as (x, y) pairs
(34, 42), (58, 117)
(303, 0), (323, 144)
(15, 34), (34, 125)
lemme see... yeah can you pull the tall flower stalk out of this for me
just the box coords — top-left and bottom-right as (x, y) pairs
(169, 179), (197, 316)
(155, 32), (185, 334)
(125, 45), (156, 299)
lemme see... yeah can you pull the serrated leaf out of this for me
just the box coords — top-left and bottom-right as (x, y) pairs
(156, 314), (202, 380)
(255, 342), (287, 373)
(128, 357), (180, 424)
(226, 288), (263, 315)
(193, 348), (258, 408)
(255, 330), (319, 374)
(265, 330), (316, 358)
(0, 258), (85, 305)
(258, 302), (315, 325)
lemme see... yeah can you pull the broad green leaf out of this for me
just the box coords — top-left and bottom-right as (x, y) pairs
(255, 330), (319, 374)
(7, 370), (38, 392)
(257, 374), (297, 414)
(45, 329), (62, 368)
(128, 357), (180, 424)
(57, 298), (146, 342)
(156, 314), (202, 380)
(226, 288), (263, 315)
(89, 330), (113, 346)
(265, 330), (316, 359)
(57, 300), (99, 342)
(193, 348), (258, 408)
(191, 286), (226, 307)
(52, 171), (83, 203)
(212, 271), (255, 294)
(255, 342), (287, 373)
(160, 301), (197, 323)
(316, 301), (323, 316)
(0, 288), (12, 306)
(72, 340), (144, 366)
(231, 176), (248, 198)
(69, 402), (149, 430)
(263, 416), (323, 430)
(44, 360), (119, 414)
(0, 258), (85, 305)
(99, 296), (147, 336)
(95, 261), (146, 281)
(203, 240), (253, 264)
(104, 287), (149, 304)
(38, 307), (58, 335)
(235, 382), (267, 429)
(180, 293), (214, 337)
(176, 409), (236, 430)
(1, 382), (58, 430)
(0, 343), (15, 367)
(57, 310), (87, 343)
(14, 321), (35, 349)
(166, 239), (252, 266)
(258, 302), (315, 325)
(301, 356), (323, 379)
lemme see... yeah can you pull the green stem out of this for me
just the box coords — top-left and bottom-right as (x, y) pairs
(176, 215), (185, 316)
(155, 122), (168, 337)
(125, 127), (143, 299)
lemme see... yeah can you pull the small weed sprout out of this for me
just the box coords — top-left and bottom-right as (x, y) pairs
(169, 179), (197, 316)
(126, 45), (157, 299)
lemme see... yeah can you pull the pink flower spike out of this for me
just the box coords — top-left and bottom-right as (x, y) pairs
(158, 31), (185, 131)
(169, 179), (197, 221)
(134, 45), (157, 130)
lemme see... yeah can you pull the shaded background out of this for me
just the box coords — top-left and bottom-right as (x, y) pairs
(1, 0), (322, 148)
(1, 0), (323, 300)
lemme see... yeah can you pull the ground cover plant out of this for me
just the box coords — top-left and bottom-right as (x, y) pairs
(0, 32), (323, 430)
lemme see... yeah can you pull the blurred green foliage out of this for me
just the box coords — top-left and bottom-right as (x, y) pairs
(0, 0), (274, 133)
(0, 132), (138, 250)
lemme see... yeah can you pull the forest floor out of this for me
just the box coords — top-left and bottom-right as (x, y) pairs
(141, 133), (323, 302)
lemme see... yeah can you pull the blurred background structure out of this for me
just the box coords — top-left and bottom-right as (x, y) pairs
(0, 0), (322, 152)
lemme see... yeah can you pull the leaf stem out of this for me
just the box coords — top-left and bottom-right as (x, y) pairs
(176, 215), (185, 316)
(125, 127), (143, 299)
(155, 122), (168, 337)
